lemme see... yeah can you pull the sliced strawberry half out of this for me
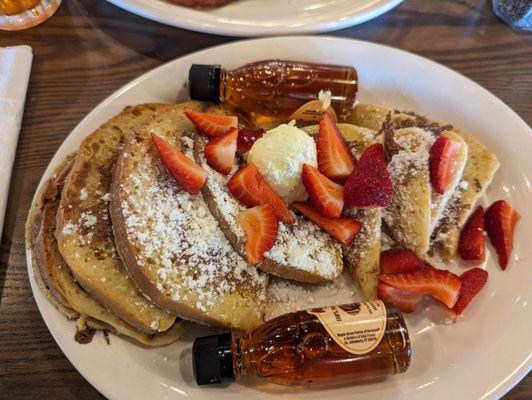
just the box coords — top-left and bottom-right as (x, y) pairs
(451, 268), (488, 315)
(378, 268), (462, 308)
(185, 111), (238, 138)
(485, 200), (520, 270)
(429, 136), (461, 194)
(377, 282), (423, 313)
(151, 133), (207, 195)
(291, 202), (360, 245)
(458, 206), (486, 264)
(227, 164), (296, 224)
(204, 129), (237, 175)
(237, 128), (264, 155)
(344, 143), (393, 208)
(236, 204), (280, 265)
(227, 164), (263, 207)
(301, 164), (344, 218)
(317, 113), (356, 181)
(380, 248), (430, 274)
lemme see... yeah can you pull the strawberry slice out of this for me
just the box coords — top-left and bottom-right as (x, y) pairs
(429, 136), (461, 194)
(204, 129), (237, 175)
(302, 164), (344, 218)
(458, 206), (486, 264)
(185, 111), (238, 138)
(377, 282), (422, 313)
(237, 128), (264, 155)
(151, 133), (207, 195)
(317, 113), (356, 181)
(380, 249), (429, 274)
(236, 204), (280, 265)
(485, 200), (520, 269)
(227, 164), (296, 224)
(378, 268), (462, 308)
(344, 144), (393, 208)
(451, 268), (488, 315)
(291, 202), (360, 245)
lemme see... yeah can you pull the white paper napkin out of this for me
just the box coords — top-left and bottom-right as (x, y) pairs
(0, 45), (33, 238)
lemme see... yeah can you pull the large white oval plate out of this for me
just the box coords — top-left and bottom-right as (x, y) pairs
(27, 37), (531, 400)
(103, 0), (403, 36)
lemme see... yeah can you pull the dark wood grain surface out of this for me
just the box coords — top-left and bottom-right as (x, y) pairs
(0, 0), (530, 398)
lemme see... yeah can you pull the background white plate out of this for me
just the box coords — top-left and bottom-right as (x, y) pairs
(27, 37), (531, 400)
(104, 0), (403, 36)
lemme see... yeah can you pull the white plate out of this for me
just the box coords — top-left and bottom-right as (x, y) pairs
(27, 37), (531, 400)
(104, 0), (403, 36)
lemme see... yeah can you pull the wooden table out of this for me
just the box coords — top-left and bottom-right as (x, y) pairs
(0, 0), (530, 398)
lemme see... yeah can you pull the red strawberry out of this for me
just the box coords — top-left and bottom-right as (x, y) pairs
(185, 111), (238, 138)
(291, 202), (360, 245)
(377, 282), (422, 313)
(204, 129), (237, 175)
(227, 164), (263, 207)
(344, 144), (393, 208)
(380, 249), (429, 274)
(458, 206), (486, 264)
(485, 200), (520, 269)
(378, 268), (462, 308)
(237, 128), (264, 155)
(301, 164), (344, 218)
(452, 268), (488, 315)
(429, 136), (461, 194)
(317, 113), (356, 181)
(151, 133), (207, 195)
(227, 164), (296, 225)
(237, 204), (280, 265)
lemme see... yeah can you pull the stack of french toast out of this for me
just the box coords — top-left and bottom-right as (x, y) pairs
(27, 99), (519, 346)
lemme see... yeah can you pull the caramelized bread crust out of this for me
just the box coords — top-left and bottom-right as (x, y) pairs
(28, 156), (185, 345)
(56, 104), (177, 334)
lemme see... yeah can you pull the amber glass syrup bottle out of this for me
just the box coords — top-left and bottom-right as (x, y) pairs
(192, 301), (411, 387)
(188, 60), (358, 120)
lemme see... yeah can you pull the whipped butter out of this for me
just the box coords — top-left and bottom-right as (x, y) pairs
(247, 124), (317, 203)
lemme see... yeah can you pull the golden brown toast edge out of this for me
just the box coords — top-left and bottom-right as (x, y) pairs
(55, 104), (177, 334)
(35, 156), (185, 345)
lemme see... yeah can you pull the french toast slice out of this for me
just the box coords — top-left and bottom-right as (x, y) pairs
(429, 128), (499, 260)
(193, 106), (343, 284)
(304, 123), (382, 299)
(350, 104), (498, 260)
(56, 104), (177, 335)
(354, 109), (469, 234)
(110, 103), (268, 330)
(28, 158), (185, 345)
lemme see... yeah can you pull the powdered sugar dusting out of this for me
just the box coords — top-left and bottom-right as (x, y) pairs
(265, 271), (361, 320)
(121, 136), (267, 312)
(383, 127), (435, 250)
(195, 134), (341, 279)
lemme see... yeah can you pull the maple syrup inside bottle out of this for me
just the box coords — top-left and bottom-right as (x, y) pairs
(188, 60), (358, 121)
(192, 301), (410, 387)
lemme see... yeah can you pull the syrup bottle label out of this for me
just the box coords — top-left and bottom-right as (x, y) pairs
(287, 100), (338, 123)
(307, 301), (387, 355)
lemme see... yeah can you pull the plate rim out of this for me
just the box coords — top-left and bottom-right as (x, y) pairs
(26, 35), (532, 400)
(103, 0), (404, 37)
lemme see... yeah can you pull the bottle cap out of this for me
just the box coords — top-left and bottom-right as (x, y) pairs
(188, 64), (222, 104)
(192, 332), (235, 385)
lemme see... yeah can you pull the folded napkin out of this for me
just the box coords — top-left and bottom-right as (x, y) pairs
(0, 45), (33, 238)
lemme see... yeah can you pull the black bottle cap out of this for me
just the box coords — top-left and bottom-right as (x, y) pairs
(192, 332), (235, 385)
(189, 64), (222, 104)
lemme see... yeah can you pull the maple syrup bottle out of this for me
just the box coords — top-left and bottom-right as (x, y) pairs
(188, 60), (358, 120)
(192, 301), (410, 387)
